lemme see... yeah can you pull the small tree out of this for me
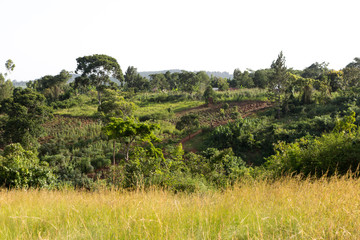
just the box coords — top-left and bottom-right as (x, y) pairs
(98, 89), (137, 119)
(103, 117), (160, 163)
(176, 114), (200, 138)
(203, 85), (216, 105)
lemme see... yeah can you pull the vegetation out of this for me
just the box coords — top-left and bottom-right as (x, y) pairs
(1, 176), (360, 239)
(1, 53), (360, 237)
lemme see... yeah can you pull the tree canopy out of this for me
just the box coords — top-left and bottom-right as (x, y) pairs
(75, 54), (124, 104)
(103, 117), (160, 162)
(0, 88), (52, 148)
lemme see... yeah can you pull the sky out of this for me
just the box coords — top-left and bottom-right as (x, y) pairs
(0, 0), (359, 81)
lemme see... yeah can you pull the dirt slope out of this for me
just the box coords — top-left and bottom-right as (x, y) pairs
(179, 100), (272, 148)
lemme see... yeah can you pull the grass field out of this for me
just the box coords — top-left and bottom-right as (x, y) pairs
(134, 100), (204, 118)
(1, 176), (359, 239)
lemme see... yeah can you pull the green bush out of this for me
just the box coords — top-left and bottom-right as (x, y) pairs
(0, 143), (56, 188)
(266, 112), (360, 176)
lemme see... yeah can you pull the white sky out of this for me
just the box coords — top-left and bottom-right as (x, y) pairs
(1, 0), (359, 81)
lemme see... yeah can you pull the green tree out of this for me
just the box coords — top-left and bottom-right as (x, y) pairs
(326, 70), (344, 92)
(98, 89), (137, 119)
(27, 70), (71, 101)
(301, 62), (329, 79)
(345, 57), (360, 69)
(203, 85), (216, 104)
(0, 88), (52, 149)
(176, 114), (200, 138)
(149, 73), (169, 91)
(165, 71), (180, 90)
(240, 71), (254, 88)
(269, 51), (288, 118)
(253, 69), (270, 88)
(196, 71), (210, 93)
(343, 58), (360, 88)
(211, 76), (229, 91)
(0, 59), (15, 101)
(232, 69), (254, 88)
(103, 117), (160, 163)
(178, 71), (201, 94)
(287, 72), (314, 104)
(124, 66), (149, 92)
(232, 68), (242, 87)
(75, 54), (124, 105)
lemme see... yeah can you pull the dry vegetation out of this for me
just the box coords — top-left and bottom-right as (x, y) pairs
(1, 175), (360, 239)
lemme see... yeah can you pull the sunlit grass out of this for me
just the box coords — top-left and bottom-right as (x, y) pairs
(53, 105), (98, 117)
(1, 176), (360, 239)
(134, 100), (203, 118)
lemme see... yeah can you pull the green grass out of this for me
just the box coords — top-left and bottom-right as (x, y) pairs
(1, 176), (359, 239)
(134, 100), (204, 118)
(52, 94), (99, 117)
(182, 130), (211, 152)
(53, 105), (98, 117)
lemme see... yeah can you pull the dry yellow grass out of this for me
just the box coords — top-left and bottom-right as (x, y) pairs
(1, 176), (360, 239)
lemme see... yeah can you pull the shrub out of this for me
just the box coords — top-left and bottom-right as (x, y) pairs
(0, 143), (56, 188)
(266, 112), (360, 176)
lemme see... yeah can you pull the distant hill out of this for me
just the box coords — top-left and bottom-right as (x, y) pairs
(139, 69), (233, 79)
(12, 70), (233, 88)
(12, 80), (28, 88)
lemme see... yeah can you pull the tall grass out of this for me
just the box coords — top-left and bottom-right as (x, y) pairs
(1, 176), (359, 239)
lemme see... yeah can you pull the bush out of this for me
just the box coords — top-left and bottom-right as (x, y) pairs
(0, 143), (56, 188)
(266, 112), (360, 176)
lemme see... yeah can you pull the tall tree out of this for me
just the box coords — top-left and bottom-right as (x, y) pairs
(149, 73), (169, 91)
(178, 71), (200, 94)
(0, 59), (15, 101)
(253, 69), (270, 88)
(75, 54), (124, 104)
(269, 51), (288, 118)
(232, 69), (255, 88)
(124, 66), (149, 92)
(164, 71), (179, 90)
(343, 58), (360, 88)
